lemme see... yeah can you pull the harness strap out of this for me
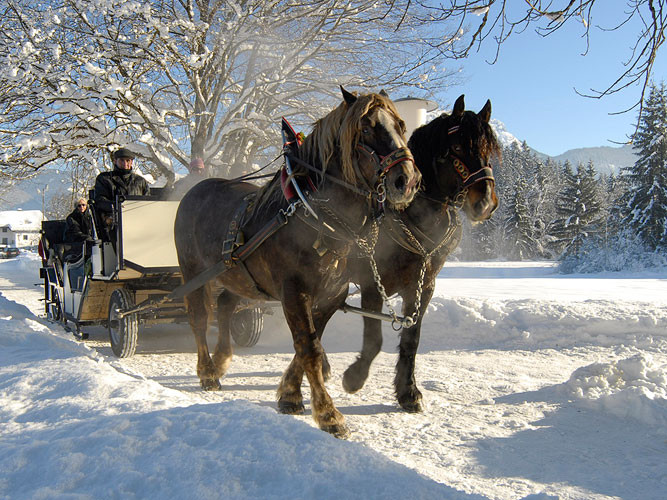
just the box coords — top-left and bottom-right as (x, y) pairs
(379, 147), (415, 175)
(463, 165), (494, 187)
(286, 154), (372, 198)
(453, 158), (494, 187)
(356, 144), (415, 177)
(234, 211), (288, 261)
(222, 196), (251, 267)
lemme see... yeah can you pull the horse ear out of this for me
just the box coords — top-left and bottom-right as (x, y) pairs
(340, 86), (357, 105)
(453, 95), (465, 119)
(379, 89), (389, 98)
(479, 99), (492, 123)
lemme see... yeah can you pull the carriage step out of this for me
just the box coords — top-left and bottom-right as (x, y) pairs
(72, 330), (89, 340)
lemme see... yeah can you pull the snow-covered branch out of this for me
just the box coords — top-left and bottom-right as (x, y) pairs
(0, 0), (459, 182)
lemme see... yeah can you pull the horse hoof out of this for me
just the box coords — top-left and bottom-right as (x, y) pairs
(278, 399), (305, 415)
(342, 366), (367, 394)
(398, 395), (423, 413)
(200, 379), (222, 391)
(320, 423), (350, 439)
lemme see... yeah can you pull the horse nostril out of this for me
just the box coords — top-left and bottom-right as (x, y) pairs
(394, 174), (406, 191)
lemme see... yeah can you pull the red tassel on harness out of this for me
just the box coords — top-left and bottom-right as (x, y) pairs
(281, 168), (298, 202)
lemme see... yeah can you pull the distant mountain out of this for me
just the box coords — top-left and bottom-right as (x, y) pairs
(490, 119), (521, 149)
(0, 169), (71, 211)
(489, 119), (636, 176)
(552, 144), (636, 176)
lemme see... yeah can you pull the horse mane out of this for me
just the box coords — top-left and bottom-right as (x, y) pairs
(253, 91), (401, 216)
(301, 91), (403, 185)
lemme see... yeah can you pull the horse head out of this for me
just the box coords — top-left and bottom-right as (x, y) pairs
(409, 94), (499, 222)
(302, 87), (421, 211)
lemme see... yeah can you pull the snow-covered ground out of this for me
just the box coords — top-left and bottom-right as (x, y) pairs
(1, 252), (666, 500)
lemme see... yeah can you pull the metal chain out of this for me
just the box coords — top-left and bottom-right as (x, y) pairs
(313, 202), (457, 331)
(390, 209), (460, 328)
(313, 202), (408, 328)
(354, 221), (414, 330)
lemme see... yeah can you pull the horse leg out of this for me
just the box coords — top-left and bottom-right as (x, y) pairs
(395, 285), (435, 412)
(213, 290), (239, 380)
(342, 286), (383, 393)
(185, 287), (219, 391)
(277, 355), (305, 415)
(315, 288), (348, 382)
(279, 290), (346, 414)
(280, 279), (348, 438)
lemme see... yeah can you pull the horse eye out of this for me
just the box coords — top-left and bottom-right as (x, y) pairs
(362, 126), (371, 135)
(452, 143), (462, 153)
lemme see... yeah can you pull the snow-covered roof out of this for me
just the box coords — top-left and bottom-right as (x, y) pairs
(0, 210), (43, 231)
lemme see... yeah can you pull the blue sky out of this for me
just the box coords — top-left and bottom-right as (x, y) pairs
(439, 8), (667, 157)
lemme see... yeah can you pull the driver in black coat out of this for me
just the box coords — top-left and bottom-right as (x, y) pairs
(93, 147), (149, 243)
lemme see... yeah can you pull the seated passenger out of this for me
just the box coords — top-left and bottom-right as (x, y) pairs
(93, 147), (149, 242)
(171, 157), (208, 199)
(65, 198), (94, 244)
(63, 198), (95, 262)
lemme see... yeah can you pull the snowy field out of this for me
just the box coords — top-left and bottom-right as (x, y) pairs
(1, 252), (666, 500)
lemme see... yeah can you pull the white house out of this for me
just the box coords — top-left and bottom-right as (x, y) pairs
(0, 209), (43, 248)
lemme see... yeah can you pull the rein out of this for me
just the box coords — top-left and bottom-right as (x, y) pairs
(285, 154), (373, 199)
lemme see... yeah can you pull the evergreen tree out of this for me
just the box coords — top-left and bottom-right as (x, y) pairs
(525, 153), (561, 258)
(580, 160), (606, 242)
(606, 172), (630, 239)
(621, 82), (667, 251)
(467, 140), (563, 260)
(549, 161), (604, 258)
(504, 175), (534, 259)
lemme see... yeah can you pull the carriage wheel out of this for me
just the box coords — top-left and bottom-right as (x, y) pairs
(43, 272), (62, 322)
(49, 293), (62, 322)
(230, 307), (263, 347)
(108, 288), (138, 358)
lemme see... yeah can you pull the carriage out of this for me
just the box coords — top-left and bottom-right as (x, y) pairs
(38, 188), (266, 358)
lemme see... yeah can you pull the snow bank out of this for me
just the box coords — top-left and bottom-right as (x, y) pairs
(0, 291), (465, 500)
(563, 354), (667, 432)
(421, 297), (667, 351)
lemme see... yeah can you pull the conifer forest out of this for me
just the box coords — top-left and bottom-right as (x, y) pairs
(462, 82), (667, 272)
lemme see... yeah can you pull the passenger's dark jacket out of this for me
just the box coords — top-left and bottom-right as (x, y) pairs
(64, 208), (95, 243)
(93, 169), (149, 214)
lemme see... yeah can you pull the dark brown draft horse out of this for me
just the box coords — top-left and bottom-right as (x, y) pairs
(341, 94), (500, 411)
(174, 88), (420, 438)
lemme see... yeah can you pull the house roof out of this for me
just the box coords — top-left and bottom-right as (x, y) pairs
(0, 210), (43, 231)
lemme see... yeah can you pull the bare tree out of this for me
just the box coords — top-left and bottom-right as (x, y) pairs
(45, 190), (75, 221)
(0, 0), (460, 182)
(410, 1), (666, 135)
